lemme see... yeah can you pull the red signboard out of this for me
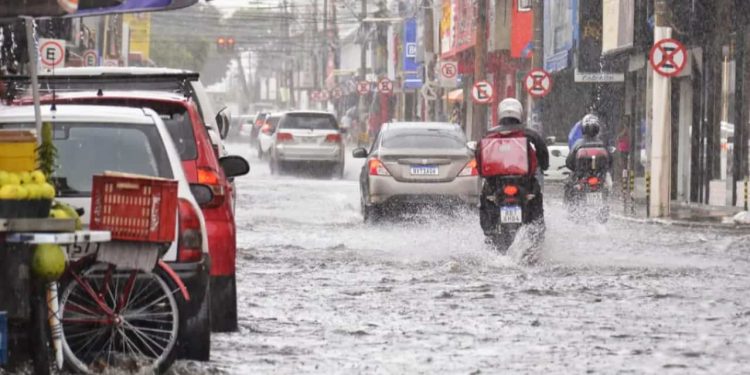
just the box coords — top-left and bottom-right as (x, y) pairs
(441, 0), (477, 58)
(511, 0), (534, 58)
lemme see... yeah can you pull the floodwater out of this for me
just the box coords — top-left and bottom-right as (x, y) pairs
(190, 142), (750, 374)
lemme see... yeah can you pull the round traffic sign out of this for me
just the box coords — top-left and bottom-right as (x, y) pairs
(319, 90), (330, 101)
(524, 68), (552, 98)
(377, 78), (393, 95)
(440, 62), (457, 79)
(331, 87), (343, 99)
(82, 50), (97, 67)
(39, 40), (65, 67)
(310, 90), (321, 101)
(649, 38), (687, 77)
(471, 80), (494, 104)
(356, 81), (370, 95)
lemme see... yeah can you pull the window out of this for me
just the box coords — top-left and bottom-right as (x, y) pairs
(518, 0), (532, 12)
(381, 128), (467, 149)
(280, 113), (338, 130)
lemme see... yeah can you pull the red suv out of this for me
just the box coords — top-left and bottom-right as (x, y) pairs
(39, 91), (248, 334)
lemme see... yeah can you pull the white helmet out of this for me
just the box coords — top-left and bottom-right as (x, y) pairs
(497, 98), (523, 123)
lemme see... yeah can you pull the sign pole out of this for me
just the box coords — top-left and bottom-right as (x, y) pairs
(529, 0), (544, 135)
(650, 0), (672, 218)
(471, 0), (488, 141)
(24, 17), (43, 146)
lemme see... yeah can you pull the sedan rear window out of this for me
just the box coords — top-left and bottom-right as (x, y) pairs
(382, 129), (467, 149)
(280, 114), (338, 130)
(0, 122), (172, 196)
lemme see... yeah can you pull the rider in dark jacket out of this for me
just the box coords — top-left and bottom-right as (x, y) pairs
(478, 98), (549, 235)
(566, 114), (611, 174)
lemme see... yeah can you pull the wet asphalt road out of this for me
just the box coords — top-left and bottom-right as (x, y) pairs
(197, 142), (750, 374)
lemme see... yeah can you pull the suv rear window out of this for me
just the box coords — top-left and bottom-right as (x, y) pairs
(0, 122), (172, 196)
(280, 113), (338, 130)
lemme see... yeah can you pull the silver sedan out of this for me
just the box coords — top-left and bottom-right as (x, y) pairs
(353, 122), (480, 221)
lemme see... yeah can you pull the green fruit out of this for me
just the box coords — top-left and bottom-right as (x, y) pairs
(0, 185), (18, 200)
(26, 184), (40, 199)
(0, 171), (8, 186)
(31, 244), (66, 281)
(7, 173), (20, 186)
(30, 170), (46, 184)
(15, 186), (28, 200)
(19, 171), (31, 185)
(40, 183), (56, 199)
(50, 209), (69, 219)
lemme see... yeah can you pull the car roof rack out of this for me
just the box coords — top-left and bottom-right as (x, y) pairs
(2, 72), (200, 104)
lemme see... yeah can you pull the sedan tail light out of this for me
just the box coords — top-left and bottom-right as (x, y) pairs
(277, 132), (294, 142)
(177, 198), (203, 263)
(458, 159), (478, 176)
(368, 159), (390, 176)
(197, 167), (225, 207)
(325, 133), (342, 143)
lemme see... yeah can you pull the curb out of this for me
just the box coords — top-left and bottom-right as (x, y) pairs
(611, 213), (750, 231)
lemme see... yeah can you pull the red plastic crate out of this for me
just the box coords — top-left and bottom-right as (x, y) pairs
(90, 174), (178, 243)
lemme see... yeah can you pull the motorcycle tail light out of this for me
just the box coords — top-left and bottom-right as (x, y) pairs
(587, 176), (600, 186)
(503, 185), (519, 196)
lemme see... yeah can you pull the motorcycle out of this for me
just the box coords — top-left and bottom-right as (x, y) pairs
(564, 147), (611, 223)
(482, 176), (540, 252)
(477, 136), (544, 254)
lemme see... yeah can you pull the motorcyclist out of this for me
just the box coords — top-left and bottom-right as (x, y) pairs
(477, 98), (549, 235)
(565, 114), (612, 202)
(566, 114), (612, 173)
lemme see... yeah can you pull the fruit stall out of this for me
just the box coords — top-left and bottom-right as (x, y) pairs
(0, 128), (110, 373)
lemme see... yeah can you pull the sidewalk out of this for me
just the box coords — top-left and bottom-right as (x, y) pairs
(612, 201), (750, 230)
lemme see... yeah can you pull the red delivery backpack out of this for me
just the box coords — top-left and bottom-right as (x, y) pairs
(477, 130), (538, 177)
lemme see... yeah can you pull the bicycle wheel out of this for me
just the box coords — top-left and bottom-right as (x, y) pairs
(59, 263), (179, 374)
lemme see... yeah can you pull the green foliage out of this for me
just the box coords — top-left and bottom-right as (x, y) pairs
(36, 122), (57, 178)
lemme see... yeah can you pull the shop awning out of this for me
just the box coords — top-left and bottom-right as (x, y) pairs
(444, 89), (463, 103)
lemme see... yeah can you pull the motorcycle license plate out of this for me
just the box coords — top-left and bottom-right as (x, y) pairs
(500, 206), (522, 223)
(586, 192), (604, 205)
(63, 242), (100, 260)
(410, 165), (439, 175)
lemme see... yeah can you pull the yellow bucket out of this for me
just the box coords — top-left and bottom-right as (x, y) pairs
(0, 130), (37, 172)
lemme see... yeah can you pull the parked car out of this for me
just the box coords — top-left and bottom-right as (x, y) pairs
(0, 104), (212, 370)
(547, 143), (571, 181)
(30, 90), (249, 335)
(268, 111), (345, 178)
(256, 112), (282, 159)
(352, 122), (481, 221)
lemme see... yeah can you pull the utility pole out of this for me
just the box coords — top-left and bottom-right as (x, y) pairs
(321, 0), (329, 109)
(650, 0), (671, 217)
(283, 0), (295, 108)
(470, 0), (488, 141)
(529, 0), (544, 134)
(312, 0), (320, 95)
(358, 0), (368, 124)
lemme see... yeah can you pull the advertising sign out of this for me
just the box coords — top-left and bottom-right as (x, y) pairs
(124, 13), (151, 60)
(543, 0), (577, 72)
(511, 0), (534, 58)
(403, 18), (422, 90)
(577, 0), (603, 72)
(439, 0), (453, 56)
(602, 0), (634, 54)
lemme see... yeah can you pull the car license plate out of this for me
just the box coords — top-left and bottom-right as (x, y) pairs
(410, 165), (439, 175)
(587, 192), (604, 205)
(500, 206), (522, 223)
(63, 242), (100, 260)
(0, 311), (7, 366)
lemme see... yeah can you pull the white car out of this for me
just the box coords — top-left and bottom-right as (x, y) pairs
(0, 104), (212, 370)
(256, 112), (282, 159)
(547, 143), (571, 181)
(269, 111), (346, 178)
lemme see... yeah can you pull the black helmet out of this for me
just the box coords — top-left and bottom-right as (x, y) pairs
(581, 114), (601, 137)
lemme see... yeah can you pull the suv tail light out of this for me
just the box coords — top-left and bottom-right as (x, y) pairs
(197, 167), (225, 207)
(277, 132), (294, 142)
(325, 134), (342, 143)
(368, 159), (390, 176)
(458, 159), (478, 176)
(178, 198), (203, 262)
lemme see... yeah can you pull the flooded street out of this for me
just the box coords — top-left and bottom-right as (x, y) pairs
(208, 143), (750, 374)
